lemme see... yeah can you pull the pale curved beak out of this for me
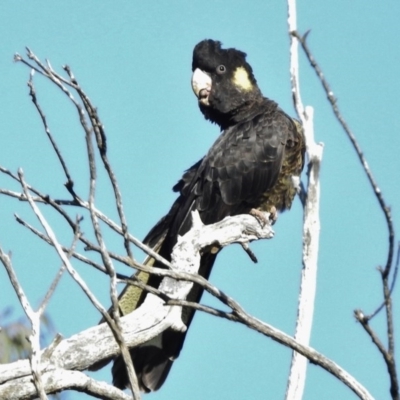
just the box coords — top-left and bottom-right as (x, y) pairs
(191, 68), (212, 106)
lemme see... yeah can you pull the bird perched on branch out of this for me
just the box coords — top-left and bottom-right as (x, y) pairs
(108, 39), (305, 392)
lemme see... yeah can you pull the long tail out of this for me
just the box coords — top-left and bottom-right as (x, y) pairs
(110, 195), (217, 391)
(112, 253), (217, 391)
(90, 189), (217, 391)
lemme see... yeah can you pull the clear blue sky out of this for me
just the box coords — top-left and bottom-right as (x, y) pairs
(1, 1), (399, 399)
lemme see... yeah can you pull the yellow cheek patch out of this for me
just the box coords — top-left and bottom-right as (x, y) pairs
(233, 67), (253, 91)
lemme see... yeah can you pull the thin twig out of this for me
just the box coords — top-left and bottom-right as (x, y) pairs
(0, 167), (169, 267)
(16, 169), (118, 336)
(382, 272), (399, 399)
(38, 225), (81, 315)
(369, 243), (400, 319)
(292, 30), (395, 289)
(63, 65), (133, 260)
(79, 78), (139, 398)
(27, 69), (74, 191)
(16, 50), (133, 261)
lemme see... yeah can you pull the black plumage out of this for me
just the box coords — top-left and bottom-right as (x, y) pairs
(110, 39), (305, 392)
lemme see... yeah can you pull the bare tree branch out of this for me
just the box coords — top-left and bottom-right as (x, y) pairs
(38, 223), (81, 315)
(0, 236), (47, 399)
(63, 65), (133, 260)
(0, 369), (132, 400)
(14, 168), (141, 400)
(0, 212), (274, 398)
(292, 30), (396, 294)
(0, 211), (375, 399)
(27, 69), (74, 188)
(0, 165), (170, 268)
(71, 63), (140, 397)
(291, 29), (398, 400)
(286, 1), (323, 398)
